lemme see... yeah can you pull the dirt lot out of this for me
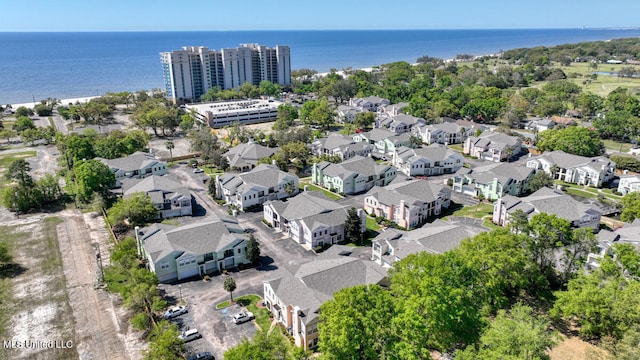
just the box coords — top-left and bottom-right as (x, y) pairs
(0, 215), (77, 360)
(549, 335), (611, 360)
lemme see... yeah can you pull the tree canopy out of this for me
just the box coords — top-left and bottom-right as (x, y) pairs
(536, 126), (605, 157)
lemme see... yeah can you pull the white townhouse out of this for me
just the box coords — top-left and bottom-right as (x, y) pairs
(618, 174), (640, 195)
(451, 162), (536, 201)
(263, 246), (388, 350)
(464, 131), (522, 162)
(353, 128), (415, 155)
(98, 151), (168, 187)
(216, 164), (298, 209)
(364, 179), (451, 229)
(526, 150), (616, 188)
(123, 175), (192, 219)
(348, 96), (390, 112)
(371, 220), (487, 268)
(335, 105), (361, 123)
(393, 144), (464, 177)
(492, 187), (602, 232)
(136, 217), (250, 283)
(413, 122), (467, 145)
(381, 114), (426, 134)
(311, 155), (397, 195)
(223, 139), (278, 172)
(377, 102), (409, 118)
(264, 191), (365, 250)
(311, 134), (374, 161)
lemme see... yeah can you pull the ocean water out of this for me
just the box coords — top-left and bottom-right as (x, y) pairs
(1, 29), (640, 104)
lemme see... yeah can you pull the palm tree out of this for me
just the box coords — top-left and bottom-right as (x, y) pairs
(223, 276), (237, 303)
(283, 181), (296, 197)
(550, 164), (560, 180)
(503, 146), (514, 163)
(165, 141), (175, 162)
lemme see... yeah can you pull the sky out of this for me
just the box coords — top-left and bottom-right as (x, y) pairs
(0, 0), (638, 32)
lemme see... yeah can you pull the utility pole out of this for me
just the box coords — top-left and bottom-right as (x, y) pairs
(95, 243), (104, 284)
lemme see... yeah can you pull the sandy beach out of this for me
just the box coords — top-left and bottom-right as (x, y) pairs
(9, 96), (100, 109)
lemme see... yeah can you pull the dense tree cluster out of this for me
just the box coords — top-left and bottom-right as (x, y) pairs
(316, 212), (609, 359)
(536, 126), (605, 157)
(1, 160), (64, 213)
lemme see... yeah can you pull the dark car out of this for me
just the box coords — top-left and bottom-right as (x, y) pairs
(187, 352), (214, 360)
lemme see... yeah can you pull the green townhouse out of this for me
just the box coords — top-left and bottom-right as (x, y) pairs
(312, 155), (397, 195)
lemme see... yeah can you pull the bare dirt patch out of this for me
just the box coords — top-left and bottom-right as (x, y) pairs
(0, 217), (77, 360)
(549, 335), (611, 360)
(57, 210), (144, 360)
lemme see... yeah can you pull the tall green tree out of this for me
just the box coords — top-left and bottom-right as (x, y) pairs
(107, 193), (159, 227)
(144, 321), (185, 360)
(319, 285), (395, 360)
(246, 234), (261, 264)
(343, 207), (362, 244)
(526, 213), (572, 275)
(223, 276), (237, 302)
(73, 159), (116, 202)
(457, 303), (556, 360)
(528, 170), (554, 193)
(390, 251), (484, 353)
(536, 127), (604, 157)
(621, 192), (640, 223)
(6, 159), (33, 187)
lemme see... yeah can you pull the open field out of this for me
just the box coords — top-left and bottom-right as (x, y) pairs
(0, 217), (78, 360)
(0, 150), (37, 186)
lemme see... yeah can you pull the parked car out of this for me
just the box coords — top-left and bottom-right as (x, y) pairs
(178, 329), (202, 342)
(187, 351), (214, 360)
(193, 168), (204, 173)
(232, 311), (255, 324)
(163, 305), (187, 319)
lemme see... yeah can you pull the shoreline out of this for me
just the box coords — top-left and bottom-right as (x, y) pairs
(10, 96), (100, 110)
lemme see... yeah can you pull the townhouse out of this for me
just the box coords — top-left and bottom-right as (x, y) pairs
(311, 134), (374, 161)
(364, 179), (452, 229)
(378, 114), (426, 134)
(136, 217), (250, 283)
(263, 191), (366, 250)
(353, 128), (415, 155)
(348, 96), (390, 112)
(371, 220), (487, 268)
(311, 155), (397, 195)
(123, 175), (192, 219)
(526, 150), (616, 188)
(451, 162), (535, 200)
(216, 164), (299, 209)
(413, 122), (465, 145)
(463, 131), (522, 162)
(492, 187), (602, 232)
(98, 151), (168, 187)
(223, 139), (278, 172)
(335, 104), (360, 123)
(263, 246), (388, 350)
(618, 174), (640, 195)
(393, 144), (464, 177)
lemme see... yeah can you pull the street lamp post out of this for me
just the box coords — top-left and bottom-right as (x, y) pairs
(178, 284), (183, 304)
(14, 191), (18, 218)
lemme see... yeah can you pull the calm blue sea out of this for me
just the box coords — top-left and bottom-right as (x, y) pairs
(2, 29), (640, 105)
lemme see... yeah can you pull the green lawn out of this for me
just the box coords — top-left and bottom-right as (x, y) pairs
(298, 180), (343, 200)
(448, 202), (494, 219)
(366, 216), (381, 231)
(548, 62), (640, 97)
(602, 139), (633, 154)
(0, 151), (37, 186)
(555, 180), (623, 202)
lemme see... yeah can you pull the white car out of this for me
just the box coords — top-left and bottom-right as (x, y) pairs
(232, 311), (255, 324)
(163, 305), (187, 319)
(193, 168), (204, 173)
(179, 329), (202, 342)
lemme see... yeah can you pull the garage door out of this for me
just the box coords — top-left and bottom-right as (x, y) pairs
(224, 257), (235, 268)
(462, 186), (476, 196)
(177, 264), (199, 280)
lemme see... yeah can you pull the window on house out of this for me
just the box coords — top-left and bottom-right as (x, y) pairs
(238, 248), (241, 254)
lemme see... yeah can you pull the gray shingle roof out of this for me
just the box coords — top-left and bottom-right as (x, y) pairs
(99, 151), (161, 172)
(467, 163), (534, 185)
(502, 187), (601, 222)
(267, 191), (343, 220)
(141, 218), (247, 262)
(367, 179), (450, 206)
(237, 164), (297, 189)
(532, 150), (613, 170)
(265, 249), (388, 324)
(124, 175), (190, 200)
(321, 156), (393, 180)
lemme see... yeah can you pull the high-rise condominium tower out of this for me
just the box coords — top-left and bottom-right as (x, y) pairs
(160, 44), (291, 103)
